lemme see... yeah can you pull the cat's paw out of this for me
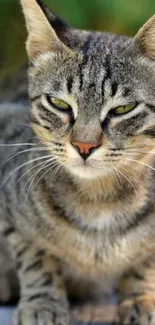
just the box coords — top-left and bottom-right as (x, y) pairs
(13, 303), (70, 325)
(118, 295), (155, 325)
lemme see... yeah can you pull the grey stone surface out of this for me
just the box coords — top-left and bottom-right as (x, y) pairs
(0, 307), (13, 325)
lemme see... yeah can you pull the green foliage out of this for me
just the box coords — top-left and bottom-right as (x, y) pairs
(0, 0), (155, 79)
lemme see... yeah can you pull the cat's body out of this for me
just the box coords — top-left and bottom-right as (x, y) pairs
(1, 0), (155, 324)
(1, 90), (155, 324)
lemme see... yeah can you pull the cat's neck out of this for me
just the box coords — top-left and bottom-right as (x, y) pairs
(44, 164), (146, 204)
(72, 171), (138, 202)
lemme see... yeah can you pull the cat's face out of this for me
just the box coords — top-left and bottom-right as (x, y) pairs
(21, 0), (155, 180)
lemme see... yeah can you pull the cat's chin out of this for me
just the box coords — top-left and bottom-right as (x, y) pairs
(67, 164), (112, 180)
(65, 144), (114, 179)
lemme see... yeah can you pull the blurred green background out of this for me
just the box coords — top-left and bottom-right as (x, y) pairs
(0, 0), (155, 81)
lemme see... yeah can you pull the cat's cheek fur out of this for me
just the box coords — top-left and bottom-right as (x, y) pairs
(31, 123), (53, 143)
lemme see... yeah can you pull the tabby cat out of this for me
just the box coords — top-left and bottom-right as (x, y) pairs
(1, 0), (155, 324)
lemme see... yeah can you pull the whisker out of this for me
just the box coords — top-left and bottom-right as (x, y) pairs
(33, 136), (51, 143)
(124, 147), (155, 158)
(33, 160), (61, 191)
(4, 147), (50, 165)
(122, 163), (146, 177)
(19, 123), (32, 129)
(112, 165), (138, 197)
(21, 160), (51, 196)
(51, 164), (62, 180)
(20, 123), (64, 146)
(112, 168), (122, 188)
(24, 159), (59, 203)
(0, 143), (37, 147)
(16, 157), (57, 184)
(34, 135), (65, 147)
(125, 145), (153, 150)
(126, 158), (155, 172)
(125, 150), (153, 155)
(0, 155), (52, 189)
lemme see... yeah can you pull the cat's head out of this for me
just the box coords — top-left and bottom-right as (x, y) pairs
(21, 0), (155, 180)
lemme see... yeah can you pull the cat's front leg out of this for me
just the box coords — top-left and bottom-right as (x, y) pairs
(117, 259), (155, 325)
(4, 228), (70, 325)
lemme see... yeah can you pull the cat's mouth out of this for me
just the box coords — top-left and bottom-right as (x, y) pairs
(64, 142), (123, 179)
(65, 157), (117, 179)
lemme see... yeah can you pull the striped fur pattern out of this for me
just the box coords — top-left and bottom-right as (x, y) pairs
(1, 0), (155, 324)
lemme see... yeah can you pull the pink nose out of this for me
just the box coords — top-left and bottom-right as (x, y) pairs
(72, 142), (98, 154)
(72, 141), (100, 160)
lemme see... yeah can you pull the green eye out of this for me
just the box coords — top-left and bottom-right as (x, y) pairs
(112, 104), (135, 115)
(50, 98), (70, 110)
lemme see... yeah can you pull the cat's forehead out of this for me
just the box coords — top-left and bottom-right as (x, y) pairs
(31, 32), (134, 86)
(29, 31), (155, 107)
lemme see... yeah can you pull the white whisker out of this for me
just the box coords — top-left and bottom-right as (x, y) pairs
(112, 165), (138, 197)
(33, 161), (61, 191)
(125, 149), (155, 157)
(16, 157), (57, 184)
(4, 147), (50, 165)
(19, 123), (32, 129)
(112, 167), (122, 188)
(0, 143), (37, 147)
(51, 164), (62, 180)
(126, 158), (155, 172)
(23, 159), (59, 203)
(0, 155), (52, 189)
(122, 163), (146, 177)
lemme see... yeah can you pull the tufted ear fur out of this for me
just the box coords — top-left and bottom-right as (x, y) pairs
(20, 0), (70, 60)
(135, 15), (155, 58)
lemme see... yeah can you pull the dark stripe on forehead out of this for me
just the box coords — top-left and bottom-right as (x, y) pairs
(101, 54), (111, 98)
(79, 64), (85, 91)
(104, 54), (111, 80)
(79, 34), (93, 90)
(111, 82), (118, 97)
(67, 76), (73, 93)
(88, 82), (95, 90)
(122, 87), (131, 98)
(82, 34), (93, 58)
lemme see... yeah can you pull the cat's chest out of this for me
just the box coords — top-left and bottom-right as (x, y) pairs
(66, 202), (114, 230)
(55, 188), (118, 231)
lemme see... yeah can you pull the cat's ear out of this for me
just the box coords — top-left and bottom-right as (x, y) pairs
(20, 0), (70, 60)
(36, 0), (69, 36)
(135, 15), (155, 58)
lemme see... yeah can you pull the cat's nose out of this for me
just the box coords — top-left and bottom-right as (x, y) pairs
(71, 141), (100, 160)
